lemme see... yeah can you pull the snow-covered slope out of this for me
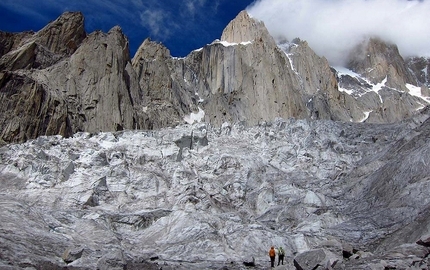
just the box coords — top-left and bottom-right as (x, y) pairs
(336, 66), (429, 103)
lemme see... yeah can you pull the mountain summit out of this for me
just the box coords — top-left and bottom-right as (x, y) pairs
(0, 10), (429, 144)
(347, 37), (416, 90)
(220, 10), (275, 45)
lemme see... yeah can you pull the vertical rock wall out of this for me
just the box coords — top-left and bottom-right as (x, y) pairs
(0, 10), (428, 144)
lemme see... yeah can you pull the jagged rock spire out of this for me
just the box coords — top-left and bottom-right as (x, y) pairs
(0, 11), (86, 71)
(347, 37), (415, 90)
(35, 11), (86, 55)
(1, 10), (428, 145)
(220, 10), (275, 45)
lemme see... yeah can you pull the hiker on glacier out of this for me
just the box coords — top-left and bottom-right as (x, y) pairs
(277, 246), (285, 265)
(269, 246), (276, 268)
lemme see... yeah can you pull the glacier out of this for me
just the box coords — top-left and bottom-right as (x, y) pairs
(1, 111), (430, 269)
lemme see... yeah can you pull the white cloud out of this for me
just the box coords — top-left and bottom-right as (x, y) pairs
(140, 8), (173, 39)
(246, 0), (430, 65)
(138, 0), (210, 41)
(184, 0), (206, 16)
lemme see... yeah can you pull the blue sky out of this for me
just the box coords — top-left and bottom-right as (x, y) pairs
(0, 0), (256, 57)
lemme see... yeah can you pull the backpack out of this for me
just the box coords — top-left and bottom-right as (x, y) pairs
(269, 248), (276, 257)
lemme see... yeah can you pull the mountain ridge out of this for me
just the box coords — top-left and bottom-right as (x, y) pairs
(0, 10), (429, 145)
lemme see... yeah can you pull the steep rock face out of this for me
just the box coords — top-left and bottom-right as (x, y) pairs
(0, 72), (70, 145)
(0, 31), (34, 57)
(221, 10), (276, 46)
(281, 39), (351, 121)
(39, 26), (142, 133)
(0, 12), (142, 144)
(132, 38), (173, 102)
(335, 38), (429, 123)
(184, 37), (309, 126)
(407, 57), (430, 87)
(0, 12), (89, 144)
(336, 67), (428, 123)
(0, 12), (86, 71)
(407, 56), (430, 97)
(193, 12), (311, 125)
(33, 11), (86, 55)
(131, 39), (189, 129)
(1, 10), (429, 144)
(347, 38), (415, 90)
(132, 11), (310, 127)
(133, 11), (353, 127)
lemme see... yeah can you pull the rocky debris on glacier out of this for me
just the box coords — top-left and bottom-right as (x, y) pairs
(2, 10), (430, 145)
(1, 106), (430, 269)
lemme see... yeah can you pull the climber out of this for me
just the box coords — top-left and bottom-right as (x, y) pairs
(277, 246), (285, 265)
(269, 246), (276, 268)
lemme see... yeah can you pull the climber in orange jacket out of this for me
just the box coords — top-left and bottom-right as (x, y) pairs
(269, 246), (276, 268)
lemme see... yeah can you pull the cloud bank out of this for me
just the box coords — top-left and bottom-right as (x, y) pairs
(246, 0), (430, 65)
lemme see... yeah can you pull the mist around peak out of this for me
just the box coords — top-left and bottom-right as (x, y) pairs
(246, 0), (430, 66)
